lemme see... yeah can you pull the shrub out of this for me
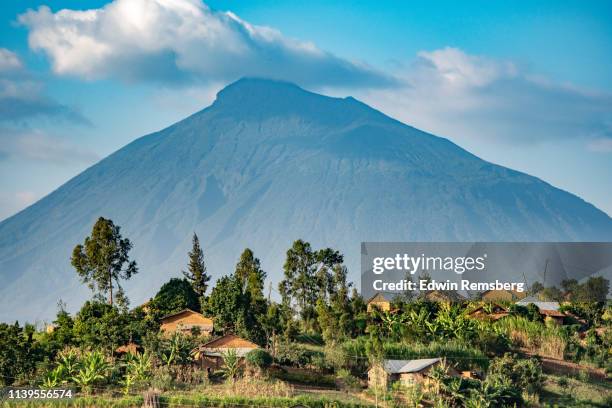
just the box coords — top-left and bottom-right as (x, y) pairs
(274, 342), (318, 367)
(487, 353), (543, 395)
(335, 368), (361, 392)
(245, 349), (273, 369)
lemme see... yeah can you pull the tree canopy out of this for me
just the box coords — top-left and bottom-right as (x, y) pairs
(71, 217), (138, 306)
(182, 233), (210, 298)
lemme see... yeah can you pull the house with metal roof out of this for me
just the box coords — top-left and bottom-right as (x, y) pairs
(516, 296), (565, 324)
(368, 358), (457, 389)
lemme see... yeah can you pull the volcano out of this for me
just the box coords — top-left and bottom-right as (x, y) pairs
(1, 78), (611, 322)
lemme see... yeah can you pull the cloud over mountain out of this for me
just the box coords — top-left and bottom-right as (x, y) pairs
(19, 0), (391, 88)
(359, 47), (612, 151)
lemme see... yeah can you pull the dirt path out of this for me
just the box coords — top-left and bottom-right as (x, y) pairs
(517, 348), (607, 380)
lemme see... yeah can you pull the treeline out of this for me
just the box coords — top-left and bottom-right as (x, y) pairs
(0, 217), (611, 408)
(0, 217), (370, 385)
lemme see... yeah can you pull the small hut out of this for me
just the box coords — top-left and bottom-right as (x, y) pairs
(367, 293), (392, 313)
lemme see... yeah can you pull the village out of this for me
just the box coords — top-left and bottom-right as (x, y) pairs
(1, 220), (611, 408)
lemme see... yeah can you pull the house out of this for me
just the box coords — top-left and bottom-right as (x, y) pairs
(516, 297), (565, 324)
(538, 309), (566, 325)
(194, 334), (259, 370)
(515, 295), (560, 311)
(481, 289), (526, 302)
(368, 358), (458, 389)
(367, 293), (393, 312)
(468, 303), (509, 321)
(160, 309), (214, 335)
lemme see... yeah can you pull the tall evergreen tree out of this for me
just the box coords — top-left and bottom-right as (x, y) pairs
(71, 217), (138, 306)
(182, 233), (210, 297)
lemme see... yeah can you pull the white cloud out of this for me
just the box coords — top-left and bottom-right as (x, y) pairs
(0, 48), (23, 72)
(0, 128), (99, 165)
(19, 0), (391, 88)
(0, 48), (89, 124)
(354, 47), (612, 151)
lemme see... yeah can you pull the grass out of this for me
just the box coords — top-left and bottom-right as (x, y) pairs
(496, 316), (567, 359)
(341, 338), (489, 371)
(1, 393), (374, 408)
(272, 368), (336, 387)
(538, 374), (612, 407)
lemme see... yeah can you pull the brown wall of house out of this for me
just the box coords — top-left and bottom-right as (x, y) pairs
(367, 301), (391, 313)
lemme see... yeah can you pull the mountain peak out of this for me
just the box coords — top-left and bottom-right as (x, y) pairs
(211, 77), (376, 123)
(214, 77), (308, 104)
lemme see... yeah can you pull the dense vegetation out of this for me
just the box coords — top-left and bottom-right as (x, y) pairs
(0, 218), (610, 407)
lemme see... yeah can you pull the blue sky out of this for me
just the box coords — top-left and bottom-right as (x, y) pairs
(0, 0), (611, 219)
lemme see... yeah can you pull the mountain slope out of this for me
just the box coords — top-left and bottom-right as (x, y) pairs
(1, 78), (611, 322)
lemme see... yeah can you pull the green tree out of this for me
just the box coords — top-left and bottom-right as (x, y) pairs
(71, 217), (138, 305)
(529, 281), (544, 296)
(576, 277), (609, 302)
(279, 240), (343, 331)
(206, 268), (265, 343)
(72, 301), (131, 353)
(148, 278), (200, 320)
(206, 275), (245, 334)
(0, 322), (36, 385)
(234, 248), (266, 306)
(182, 233), (210, 297)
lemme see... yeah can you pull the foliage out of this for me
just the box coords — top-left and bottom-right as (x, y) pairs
(341, 337), (489, 372)
(235, 248), (267, 306)
(71, 351), (109, 393)
(245, 349), (273, 369)
(0, 322), (37, 385)
(274, 342), (322, 368)
(560, 302), (607, 326)
(71, 217), (137, 306)
(182, 233), (211, 298)
(159, 332), (195, 367)
(487, 352), (543, 395)
(71, 301), (136, 353)
(148, 278), (200, 320)
(221, 349), (241, 382)
(495, 316), (566, 359)
(205, 266), (265, 343)
(562, 277), (610, 302)
(122, 351), (152, 394)
(279, 240), (343, 332)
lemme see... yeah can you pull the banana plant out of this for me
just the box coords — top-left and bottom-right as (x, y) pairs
(72, 351), (109, 394)
(57, 350), (79, 379)
(41, 366), (66, 388)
